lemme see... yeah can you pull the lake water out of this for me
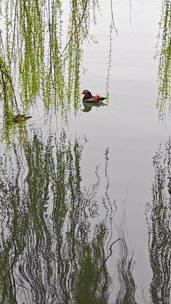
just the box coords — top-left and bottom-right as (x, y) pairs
(0, 0), (171, 303)
(70, 1), (171, 302)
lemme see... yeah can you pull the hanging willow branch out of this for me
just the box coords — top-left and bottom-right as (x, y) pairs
(0, 55), (20, 114)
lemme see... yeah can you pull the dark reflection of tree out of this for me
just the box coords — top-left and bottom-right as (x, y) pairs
(157, 0), (171, 116)
(0, 131), (115, 304)
(116, 226), (137, 304)
(147, 138), (171, 304)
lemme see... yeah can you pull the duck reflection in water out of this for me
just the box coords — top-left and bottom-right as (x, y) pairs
(82, 100), (107, 112)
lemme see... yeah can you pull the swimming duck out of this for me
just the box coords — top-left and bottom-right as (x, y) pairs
(82, 90), (107, 103)
(13, 114), (32, 123)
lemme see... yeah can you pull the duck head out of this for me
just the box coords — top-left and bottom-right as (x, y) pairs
(82, 90), (93, 100)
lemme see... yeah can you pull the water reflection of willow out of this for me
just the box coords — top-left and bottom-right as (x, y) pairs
(0, 0), (98, 114)
(0, 131), (117, 303)
(147, 138), (171, 304)
(157, 0), (171, 115)
(116, 227), (137, 304)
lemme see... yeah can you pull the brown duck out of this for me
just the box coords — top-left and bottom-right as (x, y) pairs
(82, 90), (107, 103)
(13, 114), (32, 123)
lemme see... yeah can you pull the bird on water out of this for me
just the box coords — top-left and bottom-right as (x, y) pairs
(12, 114), (32, 123)
(82, 90), (107, 103)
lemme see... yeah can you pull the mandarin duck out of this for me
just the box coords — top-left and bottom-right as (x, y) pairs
(82, 90), (107, 103)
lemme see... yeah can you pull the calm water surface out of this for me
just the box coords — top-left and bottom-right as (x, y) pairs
(71, 1), (171, 302)
(0, 0), (171, 303)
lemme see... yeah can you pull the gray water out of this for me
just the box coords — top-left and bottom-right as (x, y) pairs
(71, 2), (171, 302)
